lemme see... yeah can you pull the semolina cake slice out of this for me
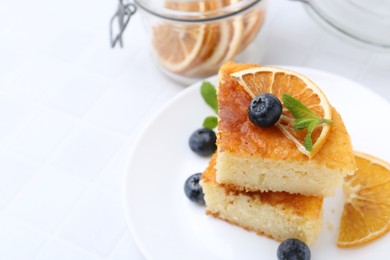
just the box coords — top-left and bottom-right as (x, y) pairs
(202, 154), (323, 245)
(216, 62), (356, 196)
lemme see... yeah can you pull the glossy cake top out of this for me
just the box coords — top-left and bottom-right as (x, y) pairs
(202, 154), (323, 219)
(217, 62), (356, 170)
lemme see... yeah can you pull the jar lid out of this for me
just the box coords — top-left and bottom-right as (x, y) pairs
(300, 0), (390, 49)
(134, 0), (262, 22)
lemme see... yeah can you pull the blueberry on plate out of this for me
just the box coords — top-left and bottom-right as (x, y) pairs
(248, 93), (282, 128)
(189, 128), (217, 156)
(184, 173), (205, 205)
(277, 238), (311, 260)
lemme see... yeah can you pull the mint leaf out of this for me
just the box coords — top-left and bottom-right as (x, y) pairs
(200, 82), (218, 130)
(282, 93), (333, 153)
(304, 120), (319, 152)
(293, 118), (317, 130)
(201, 81), (218, 113)
(282, 94), (317, 119)
(203, 116), (218, 130)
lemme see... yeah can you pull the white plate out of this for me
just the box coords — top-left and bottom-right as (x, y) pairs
(124, 67), (390, 260)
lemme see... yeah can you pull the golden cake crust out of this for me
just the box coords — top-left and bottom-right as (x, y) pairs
(217, 62), (356, 171)
(202, 154), (323, 220)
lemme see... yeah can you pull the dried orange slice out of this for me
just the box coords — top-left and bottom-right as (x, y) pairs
(189, 0), (231, 76)
(154, 0), (241, 77)
(222, 0), (244, 61)
(190, 0), (244, 76)
(231, 66), (332, 158)
(152, 1), (208, 73)
(238, 7), (265, 53)
(337, 152), (390, 248)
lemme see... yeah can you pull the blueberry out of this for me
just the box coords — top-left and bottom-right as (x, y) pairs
(277, 238), (311, 260)
(248, 93), (282, 128)
(184, 173), (205, 205)
(189, 128), (217, 156)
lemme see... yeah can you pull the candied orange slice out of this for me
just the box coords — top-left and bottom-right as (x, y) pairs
(231, 66), (332, 158)
(337, 152), (390, 248)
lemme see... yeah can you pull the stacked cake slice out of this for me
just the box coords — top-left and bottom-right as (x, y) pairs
(201, 62), (356, 244)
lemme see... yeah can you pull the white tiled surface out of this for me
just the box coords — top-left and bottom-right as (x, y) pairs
(0, 0), (389, 259)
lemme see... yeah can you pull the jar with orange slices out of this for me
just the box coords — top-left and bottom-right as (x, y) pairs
(112, 0), (268, 84)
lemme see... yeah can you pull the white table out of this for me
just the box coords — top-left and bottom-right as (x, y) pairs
(0, 0), (389, 259)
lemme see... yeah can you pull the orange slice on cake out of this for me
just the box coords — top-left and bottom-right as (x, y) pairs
(231, 66), (332, 158)
(337, 152), (390, 248)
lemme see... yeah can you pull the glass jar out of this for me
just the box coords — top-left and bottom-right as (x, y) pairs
(113, 0), (268, 84)
(298, 0), (390, 50)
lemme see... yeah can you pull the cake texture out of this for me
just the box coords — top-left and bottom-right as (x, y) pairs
(202, 155), (323, 245)
(215, 62), (356, 196)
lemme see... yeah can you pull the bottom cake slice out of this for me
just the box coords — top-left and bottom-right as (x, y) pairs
(201, 154), (324, 245)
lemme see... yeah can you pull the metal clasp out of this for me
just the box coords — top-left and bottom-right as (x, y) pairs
(110, 0), (137, 48)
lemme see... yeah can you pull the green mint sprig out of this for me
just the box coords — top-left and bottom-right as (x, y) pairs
(200, 81), (218, 130)
(282, 93), (333, 152)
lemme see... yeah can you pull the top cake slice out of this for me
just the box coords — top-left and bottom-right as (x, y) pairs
(216, 62), (356, 196)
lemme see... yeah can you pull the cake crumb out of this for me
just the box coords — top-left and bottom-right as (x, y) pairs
(331, 209), (336, 214)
